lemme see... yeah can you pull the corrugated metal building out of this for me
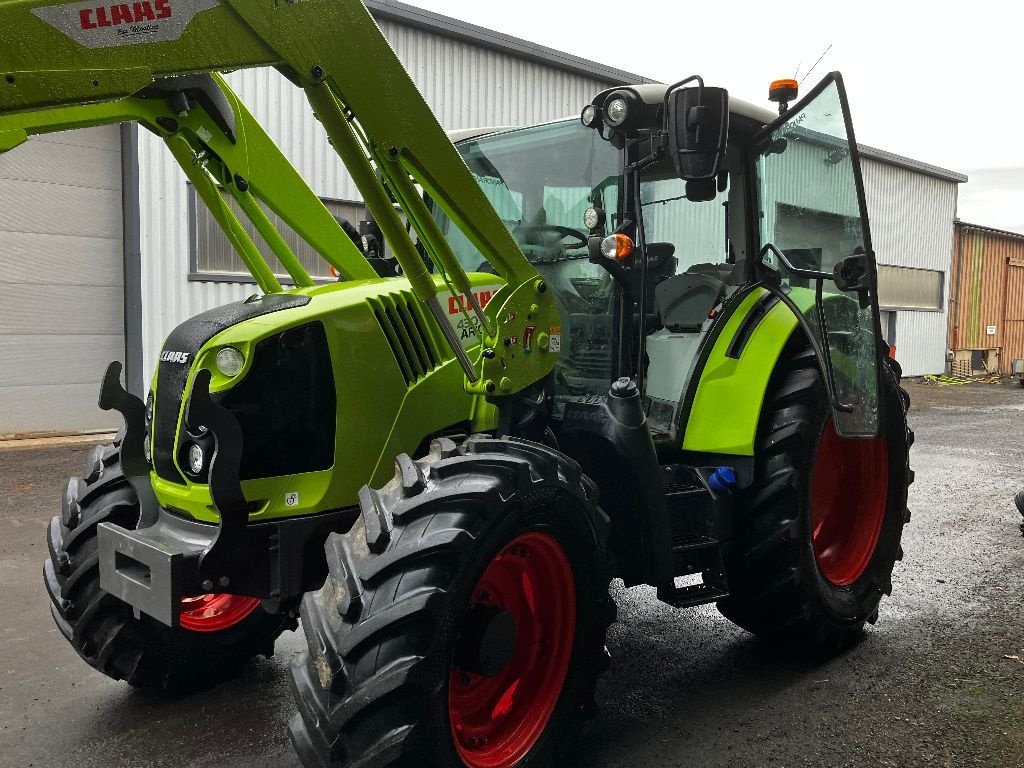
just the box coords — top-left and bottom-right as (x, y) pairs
(862, 152), (965, 377)
(0, 0), (967, 435)
(949, 222), (1024, 375)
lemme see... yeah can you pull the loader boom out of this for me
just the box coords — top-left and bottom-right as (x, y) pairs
(0, 0), (559, 394)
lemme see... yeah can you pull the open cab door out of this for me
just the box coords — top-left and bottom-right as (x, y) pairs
(754, 72), (883, 438)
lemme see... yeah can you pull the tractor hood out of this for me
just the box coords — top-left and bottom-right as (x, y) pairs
(146, 274), (505, 524)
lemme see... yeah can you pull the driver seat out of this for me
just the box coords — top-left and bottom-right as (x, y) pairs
(655, 272), (727, 333)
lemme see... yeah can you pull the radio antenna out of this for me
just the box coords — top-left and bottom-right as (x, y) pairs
(800, 43), (833, 85)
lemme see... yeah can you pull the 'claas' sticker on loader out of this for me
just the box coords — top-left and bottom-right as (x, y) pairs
(33, 0), (217, 49)
(444, 284), (504, 348)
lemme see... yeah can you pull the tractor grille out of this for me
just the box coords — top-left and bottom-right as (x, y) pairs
(369, 291), (445, 385)
(151, 293), (312, 485)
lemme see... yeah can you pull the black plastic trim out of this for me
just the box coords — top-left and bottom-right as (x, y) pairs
(725, 291), (780, 359)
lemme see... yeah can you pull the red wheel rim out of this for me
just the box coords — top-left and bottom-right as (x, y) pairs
(449, 532), (576, 768)
(179, 594), (261, 632)
(811, 421), (889, 586)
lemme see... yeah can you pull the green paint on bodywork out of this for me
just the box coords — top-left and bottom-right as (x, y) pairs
(681, 286), (817, 456)
(151, 273), (501, 525)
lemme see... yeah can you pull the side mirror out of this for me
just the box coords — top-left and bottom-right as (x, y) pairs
(667, 86), (729, 181)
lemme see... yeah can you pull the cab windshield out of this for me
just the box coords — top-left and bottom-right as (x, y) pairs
(435, 118), (747, 419)
(436, 119), (620, 272)
(434, 120), (621, 399)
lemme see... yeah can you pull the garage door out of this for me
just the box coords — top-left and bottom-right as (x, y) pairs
(0, 126), (124, 437)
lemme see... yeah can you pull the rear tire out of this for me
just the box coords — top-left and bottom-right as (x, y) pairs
(718, 335), (913, 651)
(44, 439), (291, 694)
(288, 436), (614, 768)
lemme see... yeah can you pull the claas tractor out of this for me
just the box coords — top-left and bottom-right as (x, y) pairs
(0, 1), (912, 766)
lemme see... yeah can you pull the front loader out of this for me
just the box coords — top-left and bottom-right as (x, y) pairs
(1, 2), (912, 766)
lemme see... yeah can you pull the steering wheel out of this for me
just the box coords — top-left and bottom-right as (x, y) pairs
(515, 224), (589, 251)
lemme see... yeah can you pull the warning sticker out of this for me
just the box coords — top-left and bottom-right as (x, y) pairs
(33, 0), (217, 49)
(549, 326), (562, 353)
(523, 325), (536, 350)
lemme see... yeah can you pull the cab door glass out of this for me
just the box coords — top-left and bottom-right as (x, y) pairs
(755, 75), (881, 437)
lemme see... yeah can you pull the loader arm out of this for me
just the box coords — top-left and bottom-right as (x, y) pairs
(0, 0), (558, 394)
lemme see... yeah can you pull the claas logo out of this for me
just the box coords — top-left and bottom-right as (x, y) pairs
(79, 0), (171, 29)
(160, 350), (190, 365)
(448, 290), (496, 316)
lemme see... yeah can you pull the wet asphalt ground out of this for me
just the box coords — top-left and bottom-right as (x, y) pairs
(0, 381), (1021, 768)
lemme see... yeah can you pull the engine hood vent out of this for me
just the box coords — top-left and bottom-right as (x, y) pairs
(369, 291), (445, 385)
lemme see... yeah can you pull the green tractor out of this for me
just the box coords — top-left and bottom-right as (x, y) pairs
(0, 1), (911, 765)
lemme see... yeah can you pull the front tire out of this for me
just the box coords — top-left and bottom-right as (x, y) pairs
(289, 436), (614, 767)
(718, 336), (913, 651)
(44, 439), (292, 693)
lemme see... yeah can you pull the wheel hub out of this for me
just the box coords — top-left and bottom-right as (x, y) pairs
(454, 605), (518, 678)
(178, 593), (261, 632)
(449, 531), (576, 768)
(810, 421), (890, 586)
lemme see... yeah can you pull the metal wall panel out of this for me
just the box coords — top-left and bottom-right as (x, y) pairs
(0, 126), (123, 435)
(950, 225), (1024, 373)
(862, 158), (958, 376)
(138, 23), (615, 384)
(886, 310), (949, 380)
(1003, 321), (1024, 371)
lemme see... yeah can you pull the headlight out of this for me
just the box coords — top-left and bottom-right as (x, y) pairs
(187, 443), (205, 476)
(143, 437), (152, 464)
(580, 104), (599, 127)
(216, 346), (245, 378)
(605, 97), (629, 127)
(145, 391), (154, 423)
(583, 207), (602, 231)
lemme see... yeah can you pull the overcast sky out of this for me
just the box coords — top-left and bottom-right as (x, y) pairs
(406, 0), (1024, 233)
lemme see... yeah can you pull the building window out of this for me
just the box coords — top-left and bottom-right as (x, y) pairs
(877, 265), (944, 311)
(189, 184), (367, 282)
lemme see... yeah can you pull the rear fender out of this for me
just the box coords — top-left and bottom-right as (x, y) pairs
(680, 286), (815, 456)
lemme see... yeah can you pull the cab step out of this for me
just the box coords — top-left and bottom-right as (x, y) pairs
(657, 581), (729, 609)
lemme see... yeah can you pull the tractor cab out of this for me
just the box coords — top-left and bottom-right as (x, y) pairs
(438, 74), (885, 451)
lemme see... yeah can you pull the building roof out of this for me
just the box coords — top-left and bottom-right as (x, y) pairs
(369, 1), (967, 186)
(364, 0), (655, 85)
(859, 143), (968, 185)
(956, 220), (1024, 240)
